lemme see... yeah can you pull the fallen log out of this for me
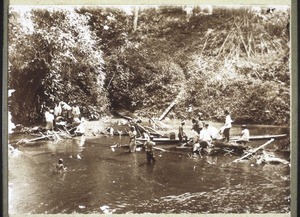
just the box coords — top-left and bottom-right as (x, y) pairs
(148, 116), (164, 130)
(153, 147), (168, 152)
(159, 101), (176, 121)
(143, 126), (163, 137)
(257, 150), (289, 165)
(232, 138), (274, 163)
(20, 134), (54, 143)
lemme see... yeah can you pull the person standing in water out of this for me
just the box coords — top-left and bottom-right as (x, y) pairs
(128, 126), (137, 153)
(144, 136), (156, 164)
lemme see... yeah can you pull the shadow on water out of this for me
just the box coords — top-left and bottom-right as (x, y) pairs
(8, 124), (290, 214)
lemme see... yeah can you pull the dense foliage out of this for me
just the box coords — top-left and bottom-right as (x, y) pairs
(9, 8), (109, 125)
(8, 6), (290, 125)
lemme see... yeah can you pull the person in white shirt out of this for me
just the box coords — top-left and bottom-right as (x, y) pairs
(196, 123), (215, 150)
(54, 102), (62, 117)
(74, 117), (85, 136)
(45, 109), (54, 131)
(222, 110), (233, 142)
(72, 103), (81, 119)
(200, 124), (213, 142)
(236, 125), (250, 145)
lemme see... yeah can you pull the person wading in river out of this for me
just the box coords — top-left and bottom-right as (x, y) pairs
(128, 126), (137, 153)
(55, 158), (67, 173)
(144, 136), (156, 164)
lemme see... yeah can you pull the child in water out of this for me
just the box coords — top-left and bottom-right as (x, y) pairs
(55, 158), (67, 173)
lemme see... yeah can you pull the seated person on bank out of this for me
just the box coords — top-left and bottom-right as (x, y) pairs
(199, 123), (214, 148)
(236, 125), (250, 145)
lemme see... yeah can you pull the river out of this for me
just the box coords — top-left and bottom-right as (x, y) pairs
(8, 121), (290, 214)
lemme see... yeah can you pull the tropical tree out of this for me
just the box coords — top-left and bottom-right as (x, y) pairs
(8, 7), (109, 125)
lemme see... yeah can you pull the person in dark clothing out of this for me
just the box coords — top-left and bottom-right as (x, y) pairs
(178, 120), (187, 142)
(191, 118), (200, 134)
(144, 137), (156, 164)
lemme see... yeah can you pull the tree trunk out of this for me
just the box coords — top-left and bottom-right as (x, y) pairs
(133, 6), (139, 32)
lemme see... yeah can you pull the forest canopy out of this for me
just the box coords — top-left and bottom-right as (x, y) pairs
(8, 5), (290, 126)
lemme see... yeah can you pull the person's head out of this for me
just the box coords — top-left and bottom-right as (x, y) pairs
(181, 120), (185, 125)
(224, 110), (229, 115)
(150, 135), (154, 141)
(205, 123), (209, 128)
(241, 125), (247, 129)
(58, 158), (63, 164)
(130, 126), (135, 131)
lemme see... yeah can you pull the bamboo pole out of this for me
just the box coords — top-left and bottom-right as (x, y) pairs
(235, 23), (251, 58)
(26, 134), (54, 143)
(200, 36), (209, 57)
(144, 126), (163, 137)
(216, 31), (232, 58)
(232, 138), (274, 163)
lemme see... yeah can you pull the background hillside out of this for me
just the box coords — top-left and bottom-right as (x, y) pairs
(8, 5), (290, 125)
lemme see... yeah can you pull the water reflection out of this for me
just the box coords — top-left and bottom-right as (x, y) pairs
(8, 125), (290, 214)
(46, 136), (85, 156)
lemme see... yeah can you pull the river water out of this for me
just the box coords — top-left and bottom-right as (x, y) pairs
(8, 122), (290, 214)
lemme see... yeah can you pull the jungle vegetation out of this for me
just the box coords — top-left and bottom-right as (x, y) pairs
(8, 5), (290, 126)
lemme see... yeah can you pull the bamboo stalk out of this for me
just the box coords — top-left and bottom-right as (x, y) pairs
(26, 134), (54, 143)
(216, 31), (232, 58)
(200, 36), (209, 57)
(235, 23), (251, 58)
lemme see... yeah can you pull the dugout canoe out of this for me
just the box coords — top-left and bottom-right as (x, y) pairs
(230, 134), (287, 141)
(136, 133), (287, 145)
(136, 137), (183, 144)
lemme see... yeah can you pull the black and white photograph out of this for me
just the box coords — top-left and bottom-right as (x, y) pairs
(6, 3), (292, 215)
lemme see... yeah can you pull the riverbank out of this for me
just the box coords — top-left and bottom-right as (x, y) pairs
(8, 115), (290, 154)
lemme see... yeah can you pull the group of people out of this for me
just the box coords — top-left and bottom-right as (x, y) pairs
(44, 101), (85, 135)
(127, 125), (156, 164)
(179, 109), (250, 152)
